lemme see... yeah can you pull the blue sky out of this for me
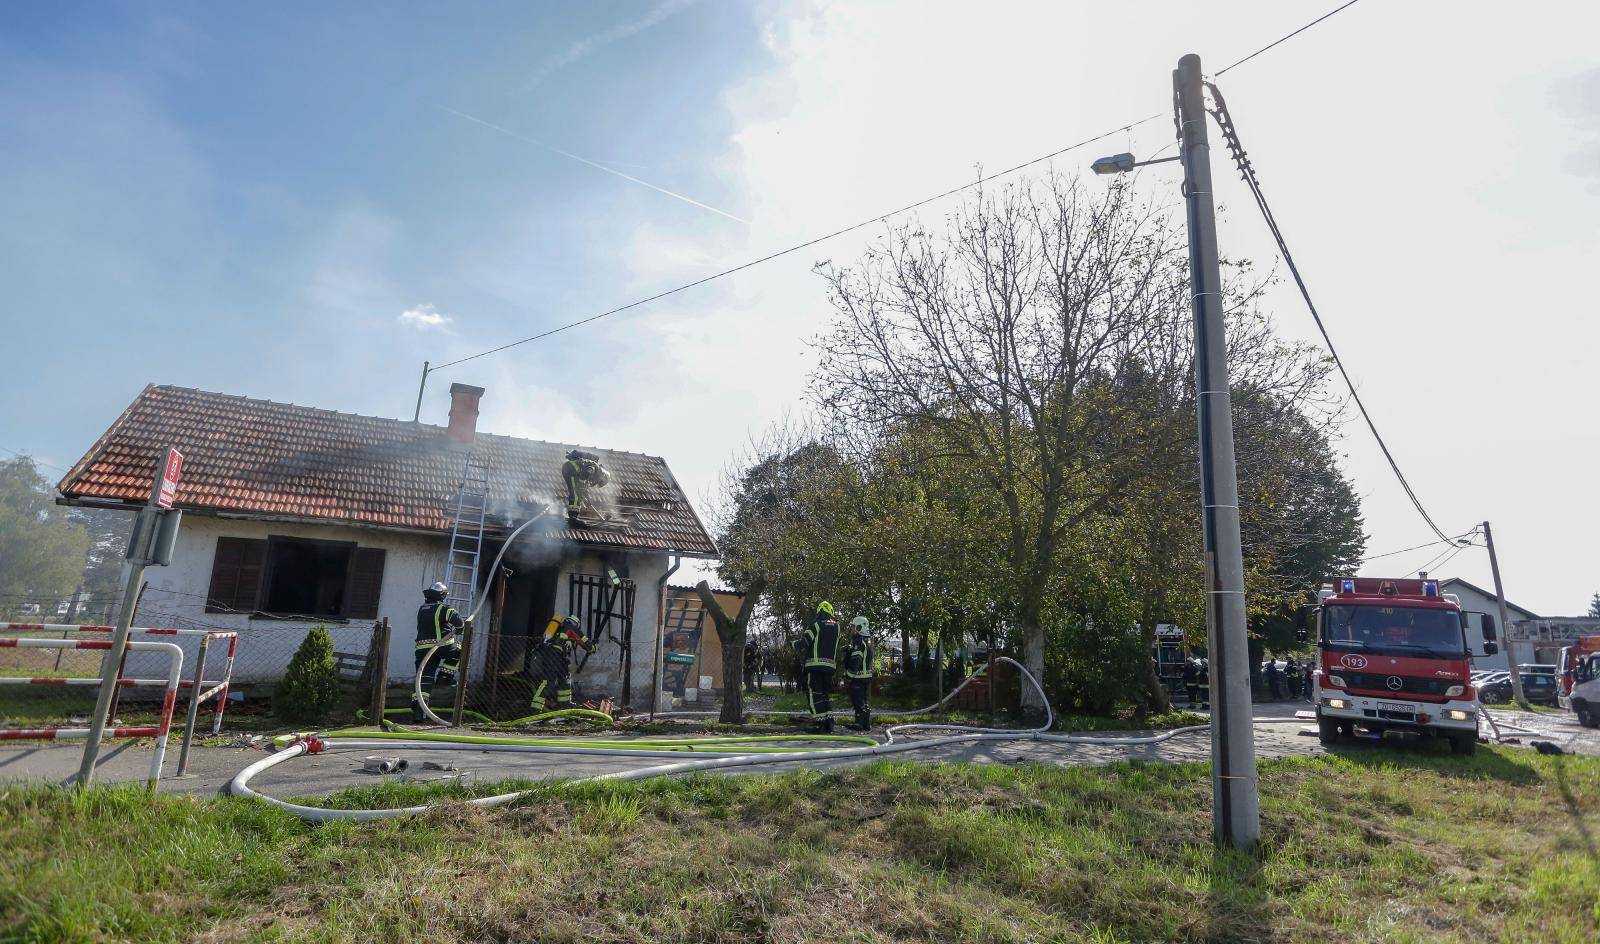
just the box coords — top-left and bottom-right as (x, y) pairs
(5, 1), (1600, 613)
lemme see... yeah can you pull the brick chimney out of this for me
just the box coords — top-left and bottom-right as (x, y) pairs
(446, 383), (485, 445)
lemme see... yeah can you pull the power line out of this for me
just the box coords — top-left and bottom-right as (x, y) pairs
(1360, 532), (1474, 564)
(429, 0), (1365, 374)
(1208, 83), (1460, 545)
(1418, 540), (1473, 577)
(430, 115), (1164, 371)
(1, 446), (68, 472)
(1215, 0), (1362, 75)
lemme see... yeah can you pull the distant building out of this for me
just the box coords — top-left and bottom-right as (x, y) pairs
(1439, 577), (1538, 671)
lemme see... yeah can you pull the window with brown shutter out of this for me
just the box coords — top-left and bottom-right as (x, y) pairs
(207, 534), (386, 619)
(346, 547), (386, 619)
(206, 537), (266, 613)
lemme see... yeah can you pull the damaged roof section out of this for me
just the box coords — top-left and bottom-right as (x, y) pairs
(57, 384), (718, 558)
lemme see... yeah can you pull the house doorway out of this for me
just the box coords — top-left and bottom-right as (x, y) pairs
(477, 562), (560, 720)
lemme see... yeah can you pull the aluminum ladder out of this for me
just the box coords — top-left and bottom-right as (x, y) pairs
(443, 452), (490, 617)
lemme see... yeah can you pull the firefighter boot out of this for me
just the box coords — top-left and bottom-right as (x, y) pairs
(857, 708), (872, 731)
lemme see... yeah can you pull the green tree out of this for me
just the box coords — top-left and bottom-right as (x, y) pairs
(1589, 593), (1600, 618)
(0, 457), (91, 616)
(274, 626), (342, 722)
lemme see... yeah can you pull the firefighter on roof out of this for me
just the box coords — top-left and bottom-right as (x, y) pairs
(797, 601), (840, 733)
(561, 449), (610, 520)
(414, 581), (464, 722)
(842, 615), (875, 731)
(529, 614), (592, 710)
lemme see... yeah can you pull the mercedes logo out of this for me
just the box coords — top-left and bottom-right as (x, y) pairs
(1386, 676), (1404, 691)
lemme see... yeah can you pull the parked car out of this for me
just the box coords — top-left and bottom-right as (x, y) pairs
(1478, 671), (1560, 706)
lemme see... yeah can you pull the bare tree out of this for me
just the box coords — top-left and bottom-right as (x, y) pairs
(814, 173), (1319, 710)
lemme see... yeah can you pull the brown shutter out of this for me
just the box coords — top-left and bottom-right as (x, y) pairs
(206, 537), (266, 613)
(346, 547), (386, 619)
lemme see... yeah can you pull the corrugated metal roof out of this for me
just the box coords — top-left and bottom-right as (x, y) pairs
(57, 384), (718, 558)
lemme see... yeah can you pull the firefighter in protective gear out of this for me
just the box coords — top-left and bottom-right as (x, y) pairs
(529, 614), (592, 710)
(414, 582), (464, 722)
(797, 601), (840, 733)
(842, 615), (875, 731)
(561, 450), (610, 520)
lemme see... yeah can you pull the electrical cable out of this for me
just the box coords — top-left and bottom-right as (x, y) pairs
(1214, 0), (1363, 75)
(1208, 82), (1461, 545)
(1427, 540), (1472, 576)
(1359, 532), (1474, 564)
(427, 115), (1165, 372)
(425, 2), (1365, 376)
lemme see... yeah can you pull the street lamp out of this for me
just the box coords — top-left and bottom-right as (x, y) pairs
(1091, 55), (1260, 850)
(1090, 152), (1181, 175)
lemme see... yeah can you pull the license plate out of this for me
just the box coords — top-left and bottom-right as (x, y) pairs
(1376, 701), (1415, 715)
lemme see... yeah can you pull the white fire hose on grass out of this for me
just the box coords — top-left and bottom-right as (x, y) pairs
(232, 656), (1304, 822)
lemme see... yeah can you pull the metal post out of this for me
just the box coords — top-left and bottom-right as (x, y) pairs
(452, 618), (474, 725)
(369, 618), (391, 725)
(76, 508), (154, 788)
(413, 361), (430, 422)
(1482, 521), (1528, 709)
(175, 634), (211, 777)
(105, 580), (145, 725)
(487, 568), (509, 714)
(1177, 52), (1259, 848)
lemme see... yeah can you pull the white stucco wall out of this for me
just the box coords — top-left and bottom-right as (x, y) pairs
(123, 513), (672, 706)
(128, 514), (446, 686)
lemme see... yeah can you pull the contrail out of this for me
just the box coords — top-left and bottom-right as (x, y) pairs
(436, 105), (748, 225)
(525, 0), (700, 90)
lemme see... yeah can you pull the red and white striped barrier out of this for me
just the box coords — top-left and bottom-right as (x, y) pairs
(0, 638), (182, 787)
(1, 622), (235, 639)
(2, 621), (239, 738)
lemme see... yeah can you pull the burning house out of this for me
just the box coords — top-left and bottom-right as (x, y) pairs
(54, 383), (718, 711)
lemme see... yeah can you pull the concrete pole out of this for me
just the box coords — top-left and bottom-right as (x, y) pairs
(412, 360), (430, 423)
(1482, 521), (1528, 709)
(1177, 53), (1259, 848)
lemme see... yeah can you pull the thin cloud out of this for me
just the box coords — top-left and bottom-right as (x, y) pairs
(526, 0), (699, 89)
(436, 105), (748, 225)
(399, 304), (451, 330)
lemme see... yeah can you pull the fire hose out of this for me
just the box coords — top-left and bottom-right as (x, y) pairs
(231, 656), (1305, 822)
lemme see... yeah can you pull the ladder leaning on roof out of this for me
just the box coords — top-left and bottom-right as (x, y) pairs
(443, 452), (490, 619)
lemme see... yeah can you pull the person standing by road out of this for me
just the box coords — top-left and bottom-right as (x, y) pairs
(842, 616), (875, 731)
(798, 601), (840, 733)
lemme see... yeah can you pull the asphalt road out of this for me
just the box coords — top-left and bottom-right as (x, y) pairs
(1, 701), (1591, 802)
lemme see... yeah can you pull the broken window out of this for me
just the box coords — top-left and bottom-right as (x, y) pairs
(208, 536), (385, 619)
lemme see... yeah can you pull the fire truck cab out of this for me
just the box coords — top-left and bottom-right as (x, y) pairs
(1309, 577), (1499, 755)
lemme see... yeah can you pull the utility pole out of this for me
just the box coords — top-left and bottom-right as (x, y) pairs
(412, 361), (430, 422)
(1482, 521), (1528, 709)
(1177, 53), (1259, 848)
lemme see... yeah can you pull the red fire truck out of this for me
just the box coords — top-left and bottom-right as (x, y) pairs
(1308, 577), (1499, 755)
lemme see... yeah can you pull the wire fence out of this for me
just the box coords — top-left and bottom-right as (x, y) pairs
(0, 593), (379, 727)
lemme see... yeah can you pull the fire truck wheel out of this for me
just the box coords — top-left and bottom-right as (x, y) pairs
(1448, 732), (1477, 756)
(1316, 715), (1345, 746)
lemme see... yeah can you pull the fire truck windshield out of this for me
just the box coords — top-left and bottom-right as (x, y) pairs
(1322, 605), (1467, 658)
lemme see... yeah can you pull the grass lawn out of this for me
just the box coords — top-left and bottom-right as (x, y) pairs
(3, 748), (1598, 943)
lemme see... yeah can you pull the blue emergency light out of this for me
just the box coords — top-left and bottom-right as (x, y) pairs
(1340, 579), (1355, 593)
(1423, 580), (1439, 597)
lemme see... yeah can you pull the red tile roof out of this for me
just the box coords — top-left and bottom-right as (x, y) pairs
(57, 385), (718, 558)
